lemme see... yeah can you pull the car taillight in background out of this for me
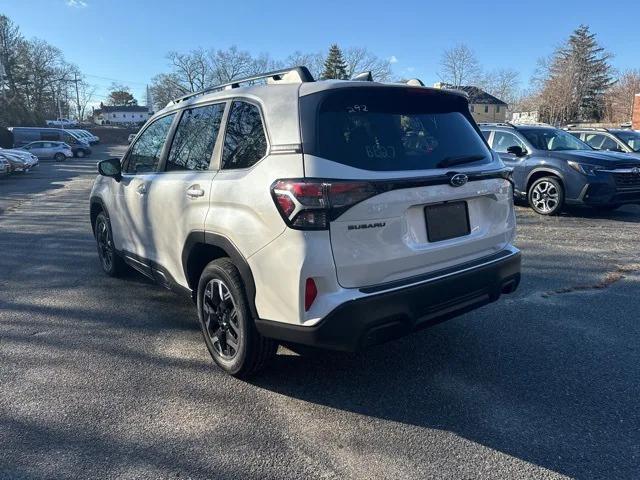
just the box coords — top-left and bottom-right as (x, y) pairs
(271, 179), (377, 230)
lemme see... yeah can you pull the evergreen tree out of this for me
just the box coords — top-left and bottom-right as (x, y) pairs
(545, 25), (614, 122)
(321, 44), (348, 80)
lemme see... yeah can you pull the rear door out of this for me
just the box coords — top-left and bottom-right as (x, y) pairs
(300, 86), (515, 288)
(143, 102), (226, 288)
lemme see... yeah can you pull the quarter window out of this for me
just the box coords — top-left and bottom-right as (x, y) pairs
(221, 101), (267, 170)
(124, 114), (175, 174)
(167, 103), (225, 171)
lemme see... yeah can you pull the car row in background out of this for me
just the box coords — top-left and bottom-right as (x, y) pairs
(8, 127), (98, 158)
(0, 147), (39, 177)
(480, 123), (640, 215)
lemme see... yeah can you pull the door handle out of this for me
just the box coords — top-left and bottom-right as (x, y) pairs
(186, 185), (205, 198)
(136, 183), (147, 195)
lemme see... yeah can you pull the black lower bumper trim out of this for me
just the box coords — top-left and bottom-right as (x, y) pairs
(255, 249), (521, 352)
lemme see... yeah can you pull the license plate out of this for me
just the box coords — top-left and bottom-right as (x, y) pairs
(424, 201), (470, 242)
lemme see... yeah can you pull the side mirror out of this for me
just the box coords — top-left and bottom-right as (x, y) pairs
(506, 145), (527, 157)
(98, 158), (122, 181)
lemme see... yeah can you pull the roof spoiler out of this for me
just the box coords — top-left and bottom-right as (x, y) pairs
(168, 66), (315, 106)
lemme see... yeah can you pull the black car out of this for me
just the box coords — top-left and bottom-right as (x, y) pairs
(480, 123), (640, 215)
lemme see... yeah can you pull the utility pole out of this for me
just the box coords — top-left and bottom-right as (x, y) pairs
(73, 73), (81, 122)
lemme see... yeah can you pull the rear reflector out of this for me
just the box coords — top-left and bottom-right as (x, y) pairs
(304, 278), (317, 311)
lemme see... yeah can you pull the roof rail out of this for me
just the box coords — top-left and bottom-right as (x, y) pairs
(478, 122), (516, 128)
(352, 71), (373, 81)
(168, 66), (315, 106)
(563, 125), (609, 132)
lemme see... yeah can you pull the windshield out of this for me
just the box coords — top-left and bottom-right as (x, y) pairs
(614, 131), (640, 152)
(300, 87), (491, 171)
(519, 128), (592, 151)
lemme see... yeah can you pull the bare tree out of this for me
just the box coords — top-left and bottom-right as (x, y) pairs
(604, 69), (640, 123)
(70, 77), (96, 121)
(438, 43), (480, 88)
(477, 68), (521, 106)
(285, 51), (325, 79)
(167, 49), (209, 92)
(343, 47), (392, 81)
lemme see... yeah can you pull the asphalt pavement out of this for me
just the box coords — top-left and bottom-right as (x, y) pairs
(1, 146), (639, 479)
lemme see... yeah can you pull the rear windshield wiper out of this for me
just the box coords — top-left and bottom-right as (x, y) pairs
(437, 154), (487, 169)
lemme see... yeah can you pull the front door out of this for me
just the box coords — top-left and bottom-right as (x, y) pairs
(115, 113), (176, 262)
(143, 102), (227, 289)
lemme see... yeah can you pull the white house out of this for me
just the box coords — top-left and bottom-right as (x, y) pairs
(94, 105), (152, 125)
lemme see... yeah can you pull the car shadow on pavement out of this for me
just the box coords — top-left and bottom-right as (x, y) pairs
(252, 268), (640, 480)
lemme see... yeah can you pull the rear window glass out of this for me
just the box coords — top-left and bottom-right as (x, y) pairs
(300, 87), (490, 171)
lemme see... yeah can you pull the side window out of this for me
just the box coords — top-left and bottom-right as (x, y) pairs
(221, 101), (267, 170)
(166, 103), (225, 171)
(585, 134), (606, 150)
(41, 131), (59, 141)
(492, 131), (526, 153)
(124, 114), (175, 174)
(481, 130), (491, 141)
(600, 136), (620, 151)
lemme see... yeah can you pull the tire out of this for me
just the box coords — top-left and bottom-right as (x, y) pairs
(528, 176), (564, 215)
(54, 153), (66, 162)
(94, 212), (125, 277)
(76, 149), (85, 158)
(197, 258), (277, 378)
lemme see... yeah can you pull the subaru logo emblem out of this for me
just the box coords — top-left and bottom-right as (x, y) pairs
(450, 173), (468, 187)
(633, 167), (640, 175)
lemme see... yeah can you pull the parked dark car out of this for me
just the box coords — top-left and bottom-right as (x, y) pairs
(480, 123), (640, 215)
(566, 127), (640, 154)
(9, 127), (91, 157)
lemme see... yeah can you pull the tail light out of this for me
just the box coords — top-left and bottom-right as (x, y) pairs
(271, 179), (377, 230)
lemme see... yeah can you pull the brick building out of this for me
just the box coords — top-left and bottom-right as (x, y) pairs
(633, 94), (640, 130)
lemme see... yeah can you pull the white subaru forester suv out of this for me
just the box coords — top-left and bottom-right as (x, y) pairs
(90, 67), (521, 377)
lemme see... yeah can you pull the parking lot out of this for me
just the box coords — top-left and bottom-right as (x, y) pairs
(1, 146), (639, 479)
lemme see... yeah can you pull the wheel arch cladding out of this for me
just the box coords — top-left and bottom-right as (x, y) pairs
(182, 232), (259, 319)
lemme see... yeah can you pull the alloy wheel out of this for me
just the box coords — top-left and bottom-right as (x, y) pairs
(531, 181), (559, 214)
(202, 279), (241, 360)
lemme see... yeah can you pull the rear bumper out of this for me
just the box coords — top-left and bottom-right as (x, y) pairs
(255, 247), (521, 352)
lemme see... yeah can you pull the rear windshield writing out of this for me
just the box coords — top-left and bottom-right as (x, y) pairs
(302, 89), (490, 171)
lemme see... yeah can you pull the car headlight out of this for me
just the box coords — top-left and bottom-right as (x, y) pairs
(567, 161), (604, 176)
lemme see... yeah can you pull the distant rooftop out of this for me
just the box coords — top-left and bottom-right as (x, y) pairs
(97, 105), (150, 113)
(433, 83), (508, 106)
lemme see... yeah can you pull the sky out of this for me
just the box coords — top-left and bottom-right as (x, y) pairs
(1, 0), (639, 106)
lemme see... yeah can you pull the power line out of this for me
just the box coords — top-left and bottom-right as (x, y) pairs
(83, 73), (149, 86)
